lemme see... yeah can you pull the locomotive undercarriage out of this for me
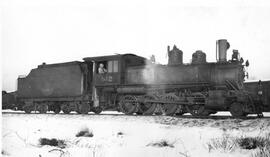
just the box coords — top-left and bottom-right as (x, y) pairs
(118, 92), (210, 117)
(21, 99), (102, 114)
(117, 89), (261, 117)
(19, 85), (261, 118)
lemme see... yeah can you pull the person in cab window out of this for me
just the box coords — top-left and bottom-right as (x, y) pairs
(98, 63), (107, 74)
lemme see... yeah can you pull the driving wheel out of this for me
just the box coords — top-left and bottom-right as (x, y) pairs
(119, 95), (139, 115)
(138, 95), (157, 115)
(160, 93), (179, 116)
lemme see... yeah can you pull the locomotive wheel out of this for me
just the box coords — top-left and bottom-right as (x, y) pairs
(175, 105), (186, 116)
(186, 92), (209, 116)
(23, 105), (32, 114)
(61, 104), (71, 114)
(119, 95), (139, 115)
(78, 103), (90, 114)
(186, 105), (210, 116)
(37, 104), (48, 114)
(92, 106), (102, 114)
(52, 106), (61, 114)
(76, 107), (81, 114)
(230, 102), (246, 117)
(154, 104), (164, 115)
(139, 95), (157, 115)
(160, 93), (179, 116)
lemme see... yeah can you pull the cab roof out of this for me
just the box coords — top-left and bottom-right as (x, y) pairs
(83, 53), (146, 62)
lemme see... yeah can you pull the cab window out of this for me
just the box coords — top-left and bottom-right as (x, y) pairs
(97, 60), (118, 74)
(97, 61), (107, 74)
(108, 61), (113, 72)
(108, 60), (118, 73)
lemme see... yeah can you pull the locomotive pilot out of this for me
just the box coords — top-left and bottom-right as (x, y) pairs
(98, 63), (107, 74)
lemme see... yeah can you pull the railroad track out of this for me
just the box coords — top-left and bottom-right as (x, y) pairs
(2, 111), (267, 120)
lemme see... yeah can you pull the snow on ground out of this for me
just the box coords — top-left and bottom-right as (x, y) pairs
(2, 111), (270, 157)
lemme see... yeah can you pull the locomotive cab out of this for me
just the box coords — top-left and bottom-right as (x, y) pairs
(83, 54), (148, 86)
(84, 55), (122, 86)
(83, 54), (147, 109)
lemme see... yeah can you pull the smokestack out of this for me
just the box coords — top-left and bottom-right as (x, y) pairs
(167, 45), (183, 65)
(216, 39), (230, 62)
(167, 46), (170, 53)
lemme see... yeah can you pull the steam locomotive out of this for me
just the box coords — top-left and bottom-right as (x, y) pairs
(2, 39), (269, 117)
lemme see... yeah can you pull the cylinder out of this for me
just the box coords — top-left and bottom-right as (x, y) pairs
(168, 45), (183, 65)
(192, 50), (206, 64)
(217, 39), (230, 62)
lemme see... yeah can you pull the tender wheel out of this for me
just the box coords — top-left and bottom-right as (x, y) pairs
(23, 105), (32, 113)
(92, 106), (102, 114)
(61, 104), (71, 114)
(119, 95), (139, 115)
(52, 106), (61, 114)
(186, 105), (210, 116)
(76, 106), (81, 114)
(160, 93), (179, 116)
(175, 105), (186, 116)
(138, 95), (157, 115)
(78, 103), (90, 114)
(37, 103), (48, 114)
(154, 104), (163, 115)
(230, 102), (246, 117)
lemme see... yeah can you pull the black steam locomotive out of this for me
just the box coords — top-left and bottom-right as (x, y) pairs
(2, 39), (269, 117)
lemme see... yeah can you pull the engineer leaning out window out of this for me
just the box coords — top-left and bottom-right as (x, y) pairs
(98, 63), (107, 74)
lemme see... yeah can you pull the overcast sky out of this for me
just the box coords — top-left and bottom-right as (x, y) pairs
(2, 0), (270, 92)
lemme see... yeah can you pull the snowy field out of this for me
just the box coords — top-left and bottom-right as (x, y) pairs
(2, 111), (270, 157)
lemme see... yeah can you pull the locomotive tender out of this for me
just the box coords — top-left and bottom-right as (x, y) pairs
(12, 39), (266, 117)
